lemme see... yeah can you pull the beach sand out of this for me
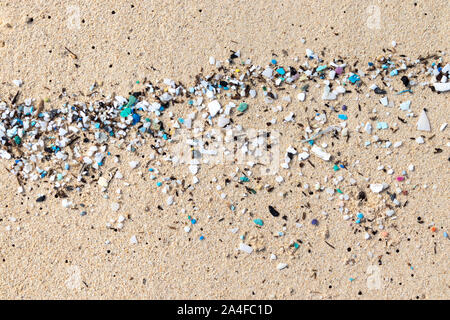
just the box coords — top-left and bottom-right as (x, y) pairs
(0, 0), (448, 299)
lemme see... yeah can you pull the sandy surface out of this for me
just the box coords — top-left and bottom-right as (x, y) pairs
(0, 0), (449, 299)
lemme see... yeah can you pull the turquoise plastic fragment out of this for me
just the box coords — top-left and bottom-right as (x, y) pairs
(120, 107), (132, 118)
(253, 219), (264, 226)
(237, 103), (248, 112)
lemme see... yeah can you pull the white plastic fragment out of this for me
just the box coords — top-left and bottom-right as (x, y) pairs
(370, 183), (388, 193)
(433, 82), (450, 92)
(306, 48), (315, 58)
(393, 141), (403, 148)
(239, 243), (253, 254)
(442, 64), (450, 74)
(277, 263), (288, 270)
(417, 109), (431, 132)
(207, 100), (221, 117)
(217, 116), (230, 128)
(297, 92), (306, 101)
(329, 70), (336, 80)
(98, 176), (109, 188)
(284, 112), (295, 122)
(129, 161), (139, 169)
(262, 68), (273, 78)
(12, 79), (23, 87)
(386, 209), (395, 217)
(189, 165), (199, 175)
(286, 146), (297, 154)
(311, 145), (331, 161)
(62, 199), (73, 208)
(399, 101), (411, 111)
(298, 152), (310, 161)
(322, 85), (336, 100)
(0, 150), (11, 159)
(416, 136), (425, 144)
(301, 126), (340, 143)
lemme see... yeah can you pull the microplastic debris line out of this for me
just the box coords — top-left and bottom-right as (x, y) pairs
(0, 46), (447, 259)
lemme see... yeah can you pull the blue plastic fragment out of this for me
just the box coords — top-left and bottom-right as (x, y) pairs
(390, 69), (399, 76)
(348, 74), (360, 84)
(131, 113), (141, 125)
(276, 68), (286, 75)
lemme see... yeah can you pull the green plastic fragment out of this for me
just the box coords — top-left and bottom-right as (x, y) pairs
(239, 176), (249, 182)
(13, 136), (21, 145)
(336, 188), (343, 194)
(237, 103), (248, 112)
(125, 95), (137, 108)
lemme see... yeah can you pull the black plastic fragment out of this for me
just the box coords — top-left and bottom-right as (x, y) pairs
(268, 205), (280, 217)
